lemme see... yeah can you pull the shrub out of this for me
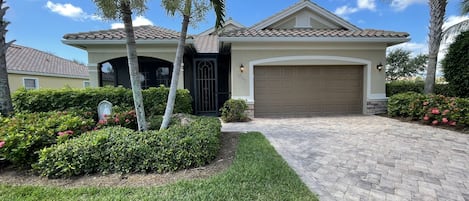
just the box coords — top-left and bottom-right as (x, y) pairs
(387, 92), (426, 118)
(0, 112), (95, 167)
(34, 117), (221, 178)
(442, 30), (469, 98)
(388, 93), (469, 127)
(386, 81), (454, 97)
(12, 86), (192, 117)
(220, 99), (249, 122)
(95, 109), (138, 130)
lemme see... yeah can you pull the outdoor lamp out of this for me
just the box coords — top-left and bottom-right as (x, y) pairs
(240, 64), (245, 73)
(376, 62), (383, 71)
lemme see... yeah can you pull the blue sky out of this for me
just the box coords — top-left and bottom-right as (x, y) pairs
(5, 0), (469, 64)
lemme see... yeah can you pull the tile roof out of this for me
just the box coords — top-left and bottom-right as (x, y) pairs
(63, 25), (187, 40)
(220, 28), (409, 38)
(6, 44), (88, 78)
(194, 35), (219, 53)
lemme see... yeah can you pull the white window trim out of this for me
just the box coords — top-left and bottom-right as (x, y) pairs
(83, 81), (91, 88)
(22, 77), (39, 89)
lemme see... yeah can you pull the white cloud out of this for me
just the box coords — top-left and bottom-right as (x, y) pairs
(111, 16), (154, 29)
(46, 1), (99, 20)
(388, 42), (428, 57)
(334, 0), (376, 18)
(358, 0), (376, 11)
(390, 0), (426, 11)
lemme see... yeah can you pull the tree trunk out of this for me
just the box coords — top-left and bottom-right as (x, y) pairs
(0, 1), (13, 117)
(160, 0), (191, 130)
(424, 0), (447, 94)
(121, 2), (147, 131)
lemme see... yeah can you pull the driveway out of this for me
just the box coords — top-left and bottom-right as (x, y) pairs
(221, 115), (469, 201)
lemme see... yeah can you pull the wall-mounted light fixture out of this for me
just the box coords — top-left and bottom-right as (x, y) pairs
(240, 64), (245, 73)
(376, 62), (383, 71)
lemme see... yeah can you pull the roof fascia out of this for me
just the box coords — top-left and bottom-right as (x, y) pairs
(7, 70), (89, 79)
(219, 36), (410, 45)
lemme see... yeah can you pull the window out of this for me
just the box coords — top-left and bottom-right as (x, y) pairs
(156, 67), (171, 87)
(23, 78), (38, 90)
(83, 81), (91, 88)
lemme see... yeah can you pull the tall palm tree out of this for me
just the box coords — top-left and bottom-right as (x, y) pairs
(93, 0), (148, 131)
(0, 0), (14, 116)
(424, 0), (447, 94)
(160, 0), (225, 130)
(442, 0), (469, 43)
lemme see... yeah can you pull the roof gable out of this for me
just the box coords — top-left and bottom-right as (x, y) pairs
(251, 0), (360, 31)
(198, 18), (245, 36)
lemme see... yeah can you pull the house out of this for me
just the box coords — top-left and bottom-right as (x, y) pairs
(62, 0), (409, 117)
(6, 44), (89, 92)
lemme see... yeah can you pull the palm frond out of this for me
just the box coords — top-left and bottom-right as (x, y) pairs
(210, 0), (225, 30)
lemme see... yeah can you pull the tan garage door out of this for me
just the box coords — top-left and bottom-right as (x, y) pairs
(254, 65), (363, 117)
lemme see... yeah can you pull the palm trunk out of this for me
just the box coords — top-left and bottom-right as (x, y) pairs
(121, 2), (147, 131)
(424, 0), (447, 94)
(160, 0), (191, 130)
(0, 1), (13, 116)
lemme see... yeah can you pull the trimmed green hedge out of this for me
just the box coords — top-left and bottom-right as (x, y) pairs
(386, 81), (454, 97)
(0, 112), (95, 167)
(220, 99), (249, 122)
(12, 86), (192, 117)
(388, 92), (469, 127)
(34, 116), (221, 178)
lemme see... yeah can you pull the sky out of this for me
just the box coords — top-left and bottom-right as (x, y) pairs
(5, 0), (469, 64)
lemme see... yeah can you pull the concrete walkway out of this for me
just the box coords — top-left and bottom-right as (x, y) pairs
(222, 116), (469, 201)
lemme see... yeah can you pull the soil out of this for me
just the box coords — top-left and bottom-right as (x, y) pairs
(0, 132), (240, 188)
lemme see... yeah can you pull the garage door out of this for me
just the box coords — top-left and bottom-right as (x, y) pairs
(254, 65), (363, 117)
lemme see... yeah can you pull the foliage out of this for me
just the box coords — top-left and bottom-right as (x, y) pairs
(34, 117), (221, 178)
(93, 0), (148, 20)
(220, 99), (249, 122)
(388, 93), (469, 127)
(0, 133), (318, 201)
(442, 30), (469, 98)
(386, 48), (427, 81)
(12, 86), (192, 117)
(0, 112), (95, 167)
(95, 109), (138, 130)
(386, 80), (454, 97)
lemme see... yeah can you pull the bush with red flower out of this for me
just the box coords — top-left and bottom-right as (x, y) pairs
(95, 109), (138, 130)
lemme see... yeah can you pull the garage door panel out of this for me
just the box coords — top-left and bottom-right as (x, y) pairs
(254, 65), (363, 117)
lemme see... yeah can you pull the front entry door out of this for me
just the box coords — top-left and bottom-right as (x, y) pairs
(194, 58), (218, 115)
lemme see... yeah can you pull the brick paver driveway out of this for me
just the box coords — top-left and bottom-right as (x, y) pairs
(222, 115), (469, 201)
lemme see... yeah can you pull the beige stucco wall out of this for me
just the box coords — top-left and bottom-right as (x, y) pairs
(229, 41), (387, 104)
(85, 44), (184, 89)
(8, 73), (89, 93)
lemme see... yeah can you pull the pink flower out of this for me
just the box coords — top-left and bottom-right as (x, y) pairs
(431, 108), (440, 115)
(449, 121), (457, 126)
(442, 118), (449, 124)
(423, 101), (429, 106)
(0, 141), (5, 148)
(432, 120), (439, 125)
(58, 132), (66, 136)
(443, 109), (450, 115)
(65, 130), (74, 135)
(114, 117), (120, 123)
(125, 119), (130, 123)
(98, 119), (107, 125)
(423, 115), (430, 121)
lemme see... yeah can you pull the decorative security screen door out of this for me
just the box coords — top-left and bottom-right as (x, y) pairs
(194, 58), (218, 114)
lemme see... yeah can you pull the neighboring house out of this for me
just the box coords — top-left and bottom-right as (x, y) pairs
(6, 44), (89, 92)
(63, 0), (409, 117)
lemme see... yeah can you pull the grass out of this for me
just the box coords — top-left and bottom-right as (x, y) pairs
(0, 132), (318, 201)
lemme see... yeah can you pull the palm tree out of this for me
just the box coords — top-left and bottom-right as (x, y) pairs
(0, 0), (15, 116)
(93, 0), (148, 131)
(424, 0), (447, 94)
(442, 0), (469, 43)
(160, 0), (225, 130)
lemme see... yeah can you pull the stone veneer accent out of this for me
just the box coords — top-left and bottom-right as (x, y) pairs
(246, 103), (255, 119)
(366, 99), (388, 114)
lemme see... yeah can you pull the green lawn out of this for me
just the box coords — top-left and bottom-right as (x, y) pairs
(0, 132), (318, 201)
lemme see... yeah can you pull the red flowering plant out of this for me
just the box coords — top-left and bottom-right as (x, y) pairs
(95, 109), (138, 130)
(421, 94), (458, 126)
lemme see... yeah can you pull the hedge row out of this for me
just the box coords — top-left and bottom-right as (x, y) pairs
(388, 92), (469, 127)
(386, 81), (454, 97)
(12, 86), (192, 117)
(34, 116), (221, 178)
(0, 112), (95, 167)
